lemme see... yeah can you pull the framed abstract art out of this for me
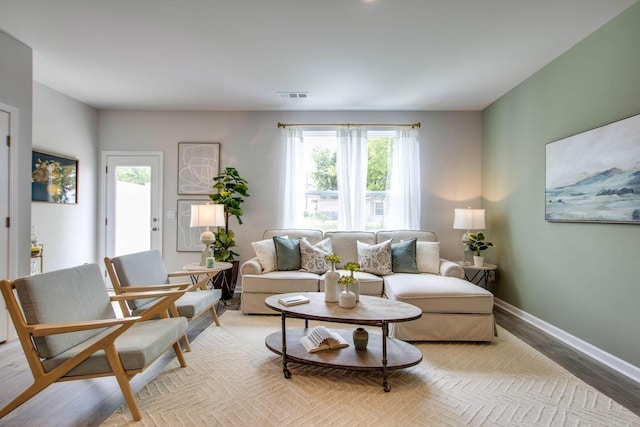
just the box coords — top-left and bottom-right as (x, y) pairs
(177, 142), (220, 195)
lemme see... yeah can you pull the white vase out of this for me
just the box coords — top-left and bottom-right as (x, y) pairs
(352, 278), (360, 302)
(473, 255), (484, 267)
(339, 290), (356, 308)
(324, 270), (339, 303)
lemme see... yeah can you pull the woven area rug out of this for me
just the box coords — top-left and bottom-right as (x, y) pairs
(103, 311), (639, 426)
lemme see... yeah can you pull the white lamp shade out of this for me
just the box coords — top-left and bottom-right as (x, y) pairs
(190, 204), (225, 228)
(453, 208), (485, 230)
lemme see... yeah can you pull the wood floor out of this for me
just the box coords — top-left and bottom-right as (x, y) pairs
(0, 298), (638, 426)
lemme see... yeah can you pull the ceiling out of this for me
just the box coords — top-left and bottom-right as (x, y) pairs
(0, 0), (636, 111)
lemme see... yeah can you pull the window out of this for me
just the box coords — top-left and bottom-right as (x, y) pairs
(283, 126), (421, 231)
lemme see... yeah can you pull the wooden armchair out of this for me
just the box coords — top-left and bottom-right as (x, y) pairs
(104, 249), (222, 352)
(0, 263), (188, 421)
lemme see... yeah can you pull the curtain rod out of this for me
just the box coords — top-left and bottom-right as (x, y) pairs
(277, 122), (421, 129)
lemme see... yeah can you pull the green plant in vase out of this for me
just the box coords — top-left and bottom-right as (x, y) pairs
(343, 261), (360, 301)
(325, 253), (341, 272)
(209, 167), (249, 262)
(462, 232), (494, 267)
(462, 232), (495, 256)
(337, 275), (354, 286)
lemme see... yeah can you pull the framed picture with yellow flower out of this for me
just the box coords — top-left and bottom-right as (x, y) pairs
(31, 150), (78, 204)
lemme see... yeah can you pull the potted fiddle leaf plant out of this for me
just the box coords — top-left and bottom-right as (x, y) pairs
(462, 232), (494, 267)
(209, 167), (249, 298)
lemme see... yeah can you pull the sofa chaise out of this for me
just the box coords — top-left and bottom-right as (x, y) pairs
(240, 229), (496, 341)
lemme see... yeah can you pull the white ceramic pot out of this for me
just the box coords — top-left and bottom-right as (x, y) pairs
(339, 290), (357, 308)
(352, 278), (360, 302)
(473, 255), (484, 267)
(324, 271), (339, 303)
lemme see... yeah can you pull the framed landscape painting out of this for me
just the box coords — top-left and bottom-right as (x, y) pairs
(31, 150), (78, 204)
(177, 142), (220, 195)
(545, 113), (640, 224)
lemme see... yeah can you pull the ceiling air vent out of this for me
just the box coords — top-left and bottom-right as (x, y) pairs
(277, 92), (309, 99)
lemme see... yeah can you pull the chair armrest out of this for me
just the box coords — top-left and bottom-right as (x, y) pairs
(439, 260), (465, 279)
(120, 283), (190, 292)
(241, 257), (262, 275)
(110, 289), (187, 300)
(27, 316), (142, 336)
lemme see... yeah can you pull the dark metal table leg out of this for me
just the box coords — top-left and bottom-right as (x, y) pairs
(382, 322), (390, 392)
(281, 312), (291, 379)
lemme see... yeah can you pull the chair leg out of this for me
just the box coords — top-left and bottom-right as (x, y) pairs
(210, 306), (221, 326)
(173, 342), (188, 368)
(0, 378), (53, 419)
(181, 334), (192, 352)
(104, 344), (141, 421)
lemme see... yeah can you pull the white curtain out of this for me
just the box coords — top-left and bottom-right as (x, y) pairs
(282, 128), (305, 228)
(337, 127), (368, 230)
(384, 127), (421, 229)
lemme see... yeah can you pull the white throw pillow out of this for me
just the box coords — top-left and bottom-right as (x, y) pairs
(357, 239), (392, 276)
(299, 237), (333, 274)
(416, 241), (440, 274)
(251, 235), (287, 273)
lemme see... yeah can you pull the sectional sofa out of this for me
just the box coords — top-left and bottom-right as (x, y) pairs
(240, 229), (496, 341)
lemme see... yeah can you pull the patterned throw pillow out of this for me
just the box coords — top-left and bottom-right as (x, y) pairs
(273, 236), (301, 271)
(299, 237), (333, 274)
(357, 239), (393, 276)
(251, 235), (287, 273)
(416, 241), (440, 274)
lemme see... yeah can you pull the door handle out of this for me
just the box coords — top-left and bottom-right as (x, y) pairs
(152, 227), (159, 231)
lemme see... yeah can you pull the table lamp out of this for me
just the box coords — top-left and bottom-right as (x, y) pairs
(453, 208), (485, 265)
(190, 203), (225, 266)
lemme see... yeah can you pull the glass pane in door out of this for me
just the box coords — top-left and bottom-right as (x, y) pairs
(114, 166), (151, 256)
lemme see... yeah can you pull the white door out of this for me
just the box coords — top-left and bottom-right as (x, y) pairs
(103, 153), (163, 260)
(0, 110), (9, 343)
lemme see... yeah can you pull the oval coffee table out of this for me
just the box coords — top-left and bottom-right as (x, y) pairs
(265, 293), (422, 392)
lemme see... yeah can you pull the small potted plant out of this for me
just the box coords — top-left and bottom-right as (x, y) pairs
(337, 274), (356, 308)
(343, 261), (360, 302)
(324, 253), (341, 272)
(462, 232), (495, 267)
(323, 254), (341, 303)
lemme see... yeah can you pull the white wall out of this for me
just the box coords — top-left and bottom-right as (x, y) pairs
(0, 30), (32, 279)
(98, 110), (482, 274)
(32, 83), (99, 271)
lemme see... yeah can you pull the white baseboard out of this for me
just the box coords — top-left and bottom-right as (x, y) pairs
(494, 298), (640, 384)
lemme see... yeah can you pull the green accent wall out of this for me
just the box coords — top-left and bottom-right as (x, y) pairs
(482, 3), (640, 367)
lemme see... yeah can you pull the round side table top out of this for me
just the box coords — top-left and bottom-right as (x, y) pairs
(183, 261), (233, 271)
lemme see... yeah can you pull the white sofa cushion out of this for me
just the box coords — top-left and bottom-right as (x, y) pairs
(384, 273), (494, 314)
(324, 231), (375, 268)
(241, 270), (320, 293)
(416, 241), (440, 274)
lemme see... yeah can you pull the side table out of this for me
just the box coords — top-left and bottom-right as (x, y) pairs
(183, 261), (233, 303)
(459, 263), (497, 289)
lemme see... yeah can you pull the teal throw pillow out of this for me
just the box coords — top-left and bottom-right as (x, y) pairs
(273, 236), (301, 271)
(391, 238), (419, 273)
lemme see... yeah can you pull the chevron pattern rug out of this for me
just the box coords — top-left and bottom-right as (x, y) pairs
(102, 311), (638, 426)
